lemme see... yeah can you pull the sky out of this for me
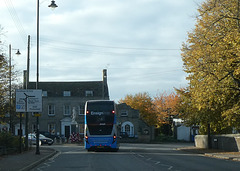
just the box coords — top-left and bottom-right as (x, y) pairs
(0, 0), (204, 101)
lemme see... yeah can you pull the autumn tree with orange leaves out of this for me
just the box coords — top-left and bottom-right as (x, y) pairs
(154, 92), (180, 126)
(119, 92), (180, 127)
(119, 92), (157, 126)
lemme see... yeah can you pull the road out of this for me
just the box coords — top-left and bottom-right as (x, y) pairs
(31, 143), (240, 171)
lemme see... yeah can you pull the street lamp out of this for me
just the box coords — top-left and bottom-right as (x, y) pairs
(48, 0), (58, 8)
(9, 44), (21, 134)
(35, 0), (58, 155)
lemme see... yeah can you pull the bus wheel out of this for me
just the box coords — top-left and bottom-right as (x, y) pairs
(87, 148), (94, 152)
(112, 148), (119, 152)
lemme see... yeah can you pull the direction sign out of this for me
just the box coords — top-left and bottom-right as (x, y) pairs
(16, 89), (42, 112)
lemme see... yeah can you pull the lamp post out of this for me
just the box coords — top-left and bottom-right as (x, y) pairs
(35, 0), (58, 155)
(9, 44), (21, 134)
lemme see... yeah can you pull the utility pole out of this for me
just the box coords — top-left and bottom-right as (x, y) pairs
(35, 0), (40, 155)
(25, 35), (30, 150)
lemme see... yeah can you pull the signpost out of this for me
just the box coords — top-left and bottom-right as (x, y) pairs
(16, 89), (42, 113)
(16, 89), (42, 153)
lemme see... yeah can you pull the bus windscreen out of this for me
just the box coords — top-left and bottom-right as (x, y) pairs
(86, 101), (115, 135)
(86, 101), (114, 115)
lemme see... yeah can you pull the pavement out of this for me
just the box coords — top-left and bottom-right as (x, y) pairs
(0, 145), (240, 171)
(177, 146), (240, 161)
(0, 147), (58, 171)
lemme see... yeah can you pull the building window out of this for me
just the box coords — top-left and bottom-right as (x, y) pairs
(48, 105), (55, 116)
(125, 124), (130, 136)
(42, 91), (47, 97)
(121, 110), (128, 117)
(78, 105), (84, 115)
(85, 90), (93, 97)
(122, 121), (134, 137)
(48, 123), (56, 135)
(63, 91), (71, 96)
(64, 105), (71, 115)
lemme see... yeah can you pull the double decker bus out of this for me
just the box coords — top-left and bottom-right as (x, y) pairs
(84, 100), (119, 151)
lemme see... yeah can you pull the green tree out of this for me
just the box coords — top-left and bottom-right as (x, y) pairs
(180, 0), (240, 133)
(119, 92), (157, 126)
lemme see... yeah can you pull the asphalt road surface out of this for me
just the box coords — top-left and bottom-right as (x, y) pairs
(31, 143), (240, 171)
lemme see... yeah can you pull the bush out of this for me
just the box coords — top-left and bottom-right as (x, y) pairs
(0, 132), (21, 153)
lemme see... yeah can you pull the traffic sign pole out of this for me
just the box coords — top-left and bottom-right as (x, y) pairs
(15, 89), (42, 154)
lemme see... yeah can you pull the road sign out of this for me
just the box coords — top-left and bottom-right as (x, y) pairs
(34, 113), (41, 117)
(16, 89), (42, 112)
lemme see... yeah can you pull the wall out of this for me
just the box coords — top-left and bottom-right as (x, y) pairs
(195, 134), (240, 151)
(195, 135), (208, 149)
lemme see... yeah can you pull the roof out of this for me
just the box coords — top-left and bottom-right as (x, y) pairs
(27, 81), (109, 98)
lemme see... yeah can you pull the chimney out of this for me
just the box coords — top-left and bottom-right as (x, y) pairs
(103, 69), (107, 83)
(102, 69), (108, 99)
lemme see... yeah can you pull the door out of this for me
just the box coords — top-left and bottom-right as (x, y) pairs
(65, 126), (70, 139)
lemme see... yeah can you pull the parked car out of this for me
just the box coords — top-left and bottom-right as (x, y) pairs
(26, 133), (42, 146)
(39, 134), (54, 145)
(28, 133), (53, 145)
(39, 131), (59, 140)
(39, 131), (65, 143)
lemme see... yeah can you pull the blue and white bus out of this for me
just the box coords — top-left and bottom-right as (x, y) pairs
(84, 100), (119, 151)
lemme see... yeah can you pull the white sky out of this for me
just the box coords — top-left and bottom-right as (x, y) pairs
(0, 0), (204, 101)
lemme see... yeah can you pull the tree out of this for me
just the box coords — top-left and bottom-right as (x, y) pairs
(0, 25), (20, 124)
(180, 0), (240, 133)
(153, 92), (180, 125)
(0, 26), (9, 120)
(0, 55), (9, 119)
(119, 92), (157, 126)
(153, 92), (180, 136)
